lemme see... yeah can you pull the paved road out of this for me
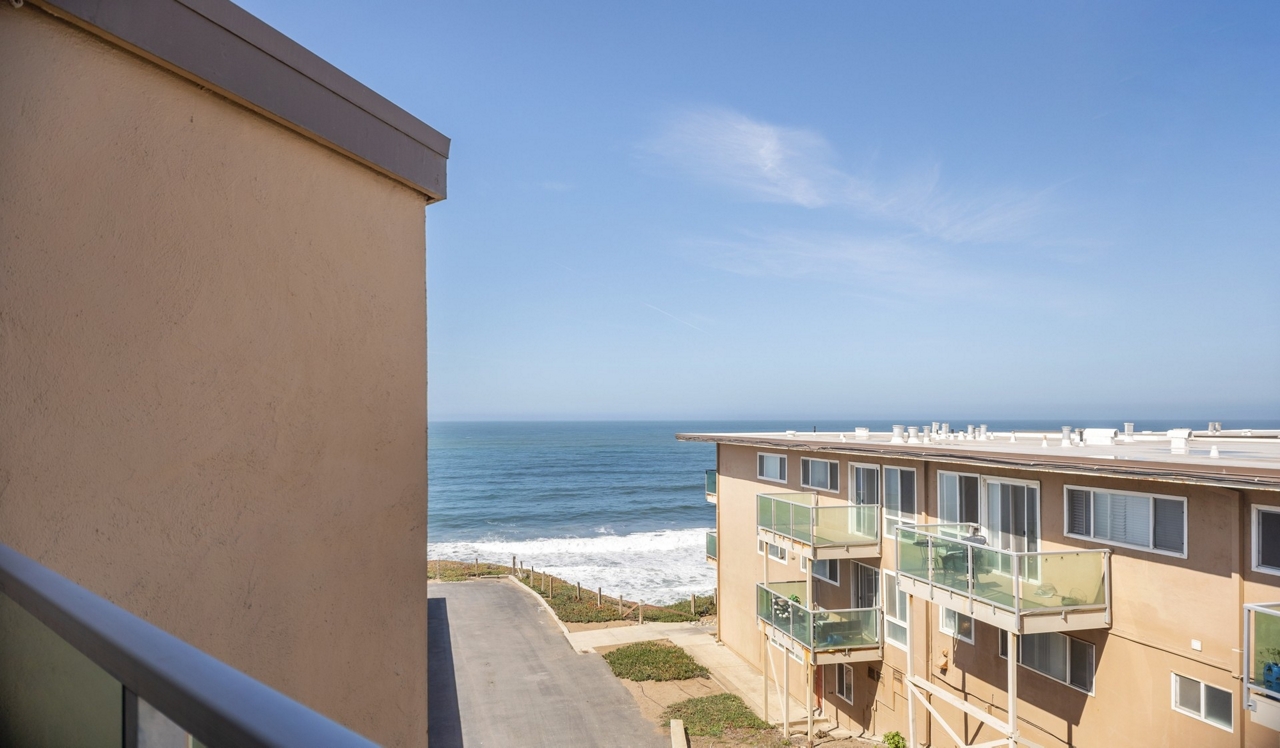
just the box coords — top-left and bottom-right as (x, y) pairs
(428, 579), (665, 748)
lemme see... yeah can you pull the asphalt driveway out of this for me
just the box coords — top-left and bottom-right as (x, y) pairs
(428, 578), (664, 748)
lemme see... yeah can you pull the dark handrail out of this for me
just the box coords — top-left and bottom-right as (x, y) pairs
(0, 543), (379, 748)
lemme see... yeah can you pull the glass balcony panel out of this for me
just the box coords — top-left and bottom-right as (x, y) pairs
(1252, 607), (1280, 695)
(0, 591), (123, 748)
(757, 494), (773, 531)
(970, 546), (1017, 609)
(792, 602), (812, 648)
(139, 697), (207, 748)
(813, 504), (879, 546)
(1021, 552), (1106, 610)
(791, 504), (813, 544)
(931, 536), (973, 595)
(706, 532), (717, 560)
(896, 528), (931, 581)
(705, 469), (718, 495)
(813, 608), (878, 651)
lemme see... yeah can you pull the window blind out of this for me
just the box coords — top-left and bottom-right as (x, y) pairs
(1153, 498), (1185, 554)
(1067, 489), (1091, 536)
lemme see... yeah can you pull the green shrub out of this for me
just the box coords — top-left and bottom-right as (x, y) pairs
(883, 730), (907, 748)
(660, 694), (769, 737)
(602, 641), (709, 681)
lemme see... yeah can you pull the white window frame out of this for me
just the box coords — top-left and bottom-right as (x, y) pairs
(757, 452), (788, 484)
(758, 539), (787, 563)
(835, 663), (855, 704)
(1064, 485), (1188, 559)
(938, 470), (982, 526)
(801, 457), (841, 494)
(882, 466), (918, 539)
(850, 463), (881, 506)
(1171, 672), (1233, 732)
(882, 570), (908, 652)
(979, 476), (1042, 560)
(812, 559), (839, 586)
(1252, 505), (1280, 577)
(998, 631), (1095, 695)
(939, 608), (974, 645)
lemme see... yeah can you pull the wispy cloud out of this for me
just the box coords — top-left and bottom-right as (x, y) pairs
(643, 106), (1050, 246)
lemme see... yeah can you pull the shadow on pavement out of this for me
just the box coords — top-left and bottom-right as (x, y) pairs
(428, 597), (464, 748)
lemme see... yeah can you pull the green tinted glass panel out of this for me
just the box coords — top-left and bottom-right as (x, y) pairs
(0, 592), (123, 748)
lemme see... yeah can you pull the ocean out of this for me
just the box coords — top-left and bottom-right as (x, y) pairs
(426, 418), (1273, 604)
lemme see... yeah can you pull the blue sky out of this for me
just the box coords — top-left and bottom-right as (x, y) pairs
(240, 1), (1279, 421)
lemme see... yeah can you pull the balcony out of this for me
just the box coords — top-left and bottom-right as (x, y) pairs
(755, 582), (880, 664)
(705, 469), (718, 503)
(756, 493), (880, 560)
(895, 524), (1111, 635)
(706, 531), (718, 565)
(1245, 603), (1280, 729)
(0, 543), (376, 748)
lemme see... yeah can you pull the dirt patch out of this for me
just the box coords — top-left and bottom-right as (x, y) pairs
(621, 677), (724, 723)
(564, 619), (638, 633)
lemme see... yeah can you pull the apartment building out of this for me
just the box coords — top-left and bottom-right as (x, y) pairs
(1, 0), (445, 745)
(686, 424), (1280, 747)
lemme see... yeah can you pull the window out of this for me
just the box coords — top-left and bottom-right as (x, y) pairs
(939, 473), (980, 525)
(883, 571), (907, 649)
(802, 458), (840, 492)
(758, 453), (787, 483)
(940, 609), (974, 644)
(999, 632), (1094, 693)
(1066, 487), (1186, 556)
(984, 480), (1039, 554)
(759, 539), (787, 561)
(1172, 673), (1232, 731)
(852, 562), (878, 608)
(1254, 506), (1280, 574)
(813, 559), (839, 585)
(883, 467), (917, 538)
(852, 465), (879, 505)
(836, 663), (854, 703)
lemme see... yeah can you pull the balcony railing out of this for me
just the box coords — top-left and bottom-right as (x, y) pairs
(0, 542), (378, 748)
(757, 493), (879, 549)
(705, 469), (718, 497)
(895, 523), (1110, 633)
(755, 581), (879, 654)
(706, 531), (718, 561)
(1245, 603), (1280, 728)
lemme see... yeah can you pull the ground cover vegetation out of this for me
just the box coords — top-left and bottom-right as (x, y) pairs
(661, 694), (770, 738)
(602, 641), (709, 681)
(427, 559), (716, 623)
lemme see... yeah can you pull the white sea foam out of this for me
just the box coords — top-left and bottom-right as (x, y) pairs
(428, 527), (715, 604)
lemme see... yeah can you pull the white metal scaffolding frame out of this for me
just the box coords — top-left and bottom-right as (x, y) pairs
(904, 589), (1044, 748)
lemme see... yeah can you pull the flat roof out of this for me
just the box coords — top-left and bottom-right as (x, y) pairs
(678, 426), (1280, 492)
(29, 0), (449, 201)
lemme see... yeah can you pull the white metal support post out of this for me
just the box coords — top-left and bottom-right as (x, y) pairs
(906, 592), (916, 748)
(1007, 629), (1018, 748)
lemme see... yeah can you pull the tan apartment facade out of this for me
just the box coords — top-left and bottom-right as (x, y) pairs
(1, 1), (446, 745)
(687, 425), (1280, 748)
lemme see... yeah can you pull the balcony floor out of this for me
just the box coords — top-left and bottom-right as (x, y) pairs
(897, 574), (1110, 634)
(756, 528), (880, 561)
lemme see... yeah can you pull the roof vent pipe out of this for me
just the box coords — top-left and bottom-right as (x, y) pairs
(979, 424), (988, 439)
(941, 423), (950, 436)
(1123, 423), (1135, 442)
(1210, 445), (1220, 459)
(1061, 426), (1073, 447)
(891, 425), (906, 444)
(967, 425), (975, 438)
(932, 422), (941, 435)
(907, 426), (920, 444)
(855, 427), (869, 441)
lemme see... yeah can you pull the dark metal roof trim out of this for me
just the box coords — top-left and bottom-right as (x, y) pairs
(0, 543), (379, 748)
(30, 0), (449, 201)
(677, 433), (1280, 492)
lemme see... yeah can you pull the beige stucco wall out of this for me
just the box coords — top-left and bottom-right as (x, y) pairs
(715, 442), (1280, 747)
(0, 6), (428, 747)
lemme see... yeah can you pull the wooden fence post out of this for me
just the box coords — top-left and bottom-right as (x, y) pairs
(691, 594), (696, 617)
(597, 587), (602, 607)
(618, 595), (623, 616)
(639, 600), (644, 625)
(576, 582), (581, 601)
(512, 555), (516, 575)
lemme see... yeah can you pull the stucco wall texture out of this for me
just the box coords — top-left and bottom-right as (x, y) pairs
(0, 7), (428, 747)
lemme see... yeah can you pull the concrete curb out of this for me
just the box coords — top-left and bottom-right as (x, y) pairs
(501, 574), (574, 639)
